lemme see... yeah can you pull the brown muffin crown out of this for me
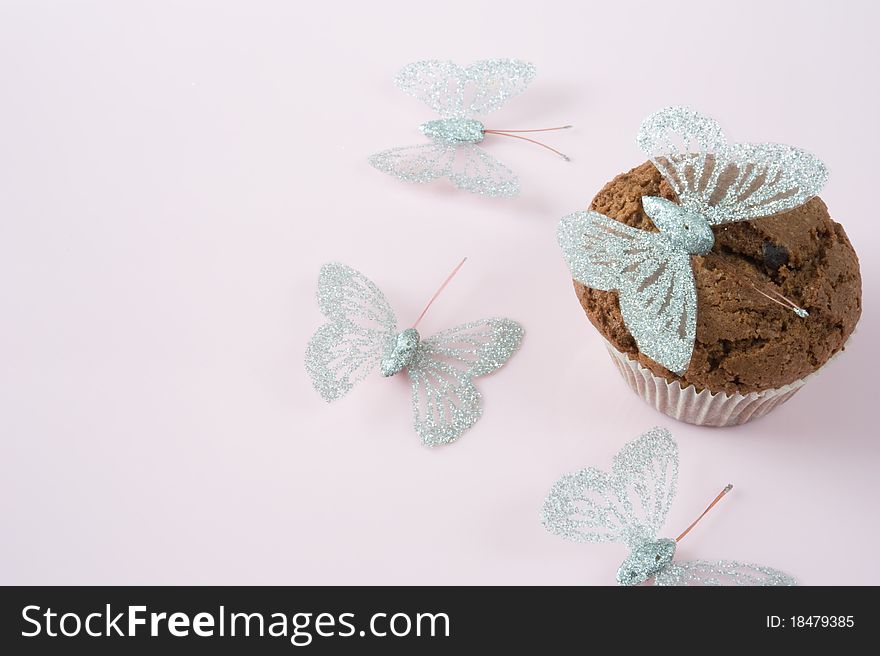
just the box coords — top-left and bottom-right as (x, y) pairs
(575, 161), (861, 395)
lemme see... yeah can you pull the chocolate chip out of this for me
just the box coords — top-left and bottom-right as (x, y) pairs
(762, 241), (789, 270)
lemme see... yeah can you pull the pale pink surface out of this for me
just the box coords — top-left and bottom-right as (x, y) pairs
(0, 0), (877, 585)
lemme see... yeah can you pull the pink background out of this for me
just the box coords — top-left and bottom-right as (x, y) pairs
(1, 0), (877, 585)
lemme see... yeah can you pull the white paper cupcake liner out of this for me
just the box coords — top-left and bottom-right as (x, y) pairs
(605, 344), (811, 427)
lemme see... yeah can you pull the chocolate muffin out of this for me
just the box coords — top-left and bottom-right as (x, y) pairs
(575, 161), (861, 396)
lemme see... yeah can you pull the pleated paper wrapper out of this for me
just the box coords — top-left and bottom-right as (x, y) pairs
(604, 342), (842, 427)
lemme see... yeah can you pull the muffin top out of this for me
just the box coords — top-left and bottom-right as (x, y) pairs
(575, 161), (861, 394)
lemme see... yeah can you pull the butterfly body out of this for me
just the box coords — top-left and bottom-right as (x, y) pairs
(642, 196), (715, 255)
(380, 328), (420, 377)
(617, 538), (677, 586)
(419, 118), (485, 145)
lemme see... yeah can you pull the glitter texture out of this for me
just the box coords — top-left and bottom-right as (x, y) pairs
(558, 211), (697, 374)
(637, 106), (828, 224)
(368, 59), (537, 197)
(558, 106), (828, 373)
(541, 427), (678, 548)
(617, 538), (676, 586)
(408, 318), (523, 446)
(306, 262), (398, 402)
(394, 59), (535, 118)
(305, 263), (524, 446)
(655, 561), (797, 586)
(380, 328), (420, 377)
(419, 118), (485, 144)
(540, 427), (797, 586)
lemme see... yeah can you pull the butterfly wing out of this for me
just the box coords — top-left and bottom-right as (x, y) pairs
(616, 249), (696, 375)
(558, 210), (665, 290)
(394, 59), (535, 118)
(558, 211), (697, 374)
(608, 427), (678, 547)
(394, 60), (468, 118)
(700, 143), (828, 223)
(541, 466), (630, 544)
(542, 427), (678, 549)
(406, 318), (523, 446)
(461, 59), (536, 116)
(368, 143), (457, 184)
(447, 144), (519, 197)
(638, 106), (827, 224)
(654, 560), (797, 586)
(305, 263), (398, 402)
(368, 143), (518, 197)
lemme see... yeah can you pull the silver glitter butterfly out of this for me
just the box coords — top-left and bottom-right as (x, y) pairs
(305, 262), (524, 446)
(541, 427), (796, 586)
(369, 59), (545, 197)
(558, 106), (827, 373)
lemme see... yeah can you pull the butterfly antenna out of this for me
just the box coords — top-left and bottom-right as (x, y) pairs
(749, 285), (810, 318)
(412, 257), (467, 329)
(484, 125), (573, 133)
(707, 254), (809, 318)
(483, 129), (571, 161)
(675, 484), (733, 543)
